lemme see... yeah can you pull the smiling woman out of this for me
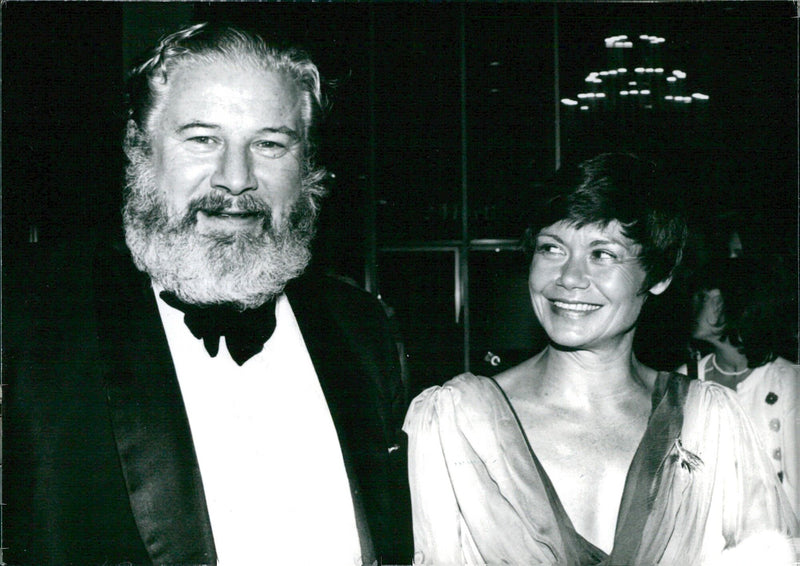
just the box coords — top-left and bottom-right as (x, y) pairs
(528, 219), (669, 352)
(403, 153), (799, 565)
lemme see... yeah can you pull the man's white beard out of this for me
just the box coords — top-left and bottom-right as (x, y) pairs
(122, 146), (324, 310)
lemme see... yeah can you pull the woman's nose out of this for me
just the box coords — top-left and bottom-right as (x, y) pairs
(556, 255), (590, 289)
(211, 146), (257, 195)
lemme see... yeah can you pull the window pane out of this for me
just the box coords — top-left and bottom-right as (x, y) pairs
(372, 5), (463, 243)
(468, 249), (546, 376)
(377, 251), (463, 397)
(466, 4), (556, 240)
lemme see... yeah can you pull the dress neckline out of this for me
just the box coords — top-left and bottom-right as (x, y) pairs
(486, 371), (687, 564)
(486, 376), (609, 560)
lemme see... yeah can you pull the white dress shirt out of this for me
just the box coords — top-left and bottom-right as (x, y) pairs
(156, 289), (363, 565)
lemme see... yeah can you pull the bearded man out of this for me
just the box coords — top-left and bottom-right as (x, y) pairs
(3, 23), (412, 565)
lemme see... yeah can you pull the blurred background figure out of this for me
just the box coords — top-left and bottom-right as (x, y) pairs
(677, 257), (799, 516)
(706, 210), (774, 261)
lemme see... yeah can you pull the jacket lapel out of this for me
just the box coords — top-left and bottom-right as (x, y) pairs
(284, 276), (391, 563)
(286, 274), (414, 565)
(95, 246), (217, 564)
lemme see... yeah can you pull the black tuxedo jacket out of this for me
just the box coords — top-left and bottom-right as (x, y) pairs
(3, 240), (413, 565)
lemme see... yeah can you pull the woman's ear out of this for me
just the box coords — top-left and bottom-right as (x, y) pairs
(648, 277), (672, 296)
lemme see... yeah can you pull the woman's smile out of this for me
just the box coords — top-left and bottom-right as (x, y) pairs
(550, 299), (602, 316)
(529, 220), (658, 351)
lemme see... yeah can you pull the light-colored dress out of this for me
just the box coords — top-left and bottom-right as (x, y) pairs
(404, 372), (798, 565)
(677, 355), (799, 517)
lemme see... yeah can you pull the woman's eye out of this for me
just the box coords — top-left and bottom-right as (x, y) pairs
(590, 249), (618, 262)
(535, 243), (564, 256)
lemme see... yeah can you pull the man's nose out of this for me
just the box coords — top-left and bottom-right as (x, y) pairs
(211, 146), (257, 195)
(556, 255), (590, 289)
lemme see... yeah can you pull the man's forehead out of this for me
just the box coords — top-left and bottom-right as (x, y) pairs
(150, 58), (303, 131)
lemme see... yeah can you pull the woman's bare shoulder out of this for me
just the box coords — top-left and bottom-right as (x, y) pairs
(493, 352), (547, 395)
(404, 372), (512, 434)
(410, 372), (502, 407)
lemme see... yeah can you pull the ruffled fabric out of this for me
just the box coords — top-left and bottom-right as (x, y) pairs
(403, 373), (798, 565)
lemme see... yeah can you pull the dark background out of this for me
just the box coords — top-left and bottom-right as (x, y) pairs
(3, 2), (797, 396)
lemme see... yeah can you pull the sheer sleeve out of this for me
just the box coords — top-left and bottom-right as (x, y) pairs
(639, 380), (799, 565)
(402, 383), (470, 565)
(402, 374), (571, 565)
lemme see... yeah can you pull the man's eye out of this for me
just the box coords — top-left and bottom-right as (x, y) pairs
(254, 140), (290, 158)
(257, 140), (284, 148)
(187, 136), (218, 147)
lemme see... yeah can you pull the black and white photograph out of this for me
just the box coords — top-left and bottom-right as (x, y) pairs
(2, 2), (798, 564)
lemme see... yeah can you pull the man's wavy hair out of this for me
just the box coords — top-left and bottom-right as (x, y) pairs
(522, 153), (688, 293)
(123, 22), (326, 176)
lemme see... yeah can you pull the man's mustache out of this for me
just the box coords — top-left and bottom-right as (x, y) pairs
(185, 193), (271, 220)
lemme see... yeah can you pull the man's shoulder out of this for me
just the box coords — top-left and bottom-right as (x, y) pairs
(284, 271), (401, 366)
(8, 231), (132, 293)
(5, 235), (150, 348)
(289, 271), (372, 296)
(5, 234), (103, 339)
(286, 271), (387, 318)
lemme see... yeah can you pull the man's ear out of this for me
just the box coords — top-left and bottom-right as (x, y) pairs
(125, 119), (144, 144)
(124, 119), (151, 157)
(648, 277), (672, 296)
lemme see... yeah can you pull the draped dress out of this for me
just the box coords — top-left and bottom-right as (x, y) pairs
(403, 372), (798, 565)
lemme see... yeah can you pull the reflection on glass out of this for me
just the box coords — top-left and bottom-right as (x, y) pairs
(469, 249), (546, 376)
(377, 250), (463, 397)
(466, 4), (555, 239)
(372, 6), (462, 242)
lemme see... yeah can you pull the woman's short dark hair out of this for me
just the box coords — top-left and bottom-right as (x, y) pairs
(522, 152), (688, 292)
(691, 257), (794, 367)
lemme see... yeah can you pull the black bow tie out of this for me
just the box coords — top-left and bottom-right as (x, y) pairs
(159, 291), (277, 366)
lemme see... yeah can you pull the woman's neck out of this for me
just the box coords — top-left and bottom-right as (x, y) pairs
(706, 342), (752, 389)
(536, 345), (656, 407)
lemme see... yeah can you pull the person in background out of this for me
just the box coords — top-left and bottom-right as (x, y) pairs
(403, 153), (798, 565)
(677, 257), (799, 516)
(707, 209), (775, 261)
(3, 23), (412, 565)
